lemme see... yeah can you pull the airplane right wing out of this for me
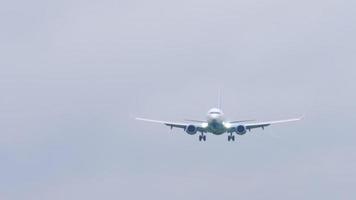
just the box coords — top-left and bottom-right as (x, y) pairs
(136, 117), (207, 132)
(136, 118), (187, 129)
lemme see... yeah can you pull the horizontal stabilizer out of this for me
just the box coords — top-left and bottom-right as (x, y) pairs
(229, 119), (256, 123)
(184, 119), (207, 123)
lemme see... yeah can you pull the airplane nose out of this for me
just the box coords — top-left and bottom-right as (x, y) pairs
(211, 114), (219, 119)
(209, 114), (221, 123)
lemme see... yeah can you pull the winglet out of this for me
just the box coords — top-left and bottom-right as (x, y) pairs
(300, 114), (306, 120)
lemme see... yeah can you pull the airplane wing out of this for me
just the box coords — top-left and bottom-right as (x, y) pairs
(136, 117), (206, 131)
(243, 117), (302, 131)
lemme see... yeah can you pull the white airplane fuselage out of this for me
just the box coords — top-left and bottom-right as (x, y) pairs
(206, 108), (226, 135)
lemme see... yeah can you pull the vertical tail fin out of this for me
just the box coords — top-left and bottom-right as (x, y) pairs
(218, 89), (222, 110)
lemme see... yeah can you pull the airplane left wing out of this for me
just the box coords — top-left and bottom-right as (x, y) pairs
(243, 117), (302, 131)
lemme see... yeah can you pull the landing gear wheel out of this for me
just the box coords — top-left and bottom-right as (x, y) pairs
(199, 135), (206, 142)
(228, 135), (235, 142)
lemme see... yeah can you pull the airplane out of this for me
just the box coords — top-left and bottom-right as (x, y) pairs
(136, 96), (302, 142)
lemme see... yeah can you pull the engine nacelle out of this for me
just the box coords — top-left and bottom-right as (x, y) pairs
(186, 125), (198, 135)
(235, 125), (247, 135)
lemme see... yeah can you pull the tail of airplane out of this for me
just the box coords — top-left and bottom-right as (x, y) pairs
(218, 89), (222, 110)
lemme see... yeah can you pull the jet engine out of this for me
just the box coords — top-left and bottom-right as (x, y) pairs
(186, 125), (198, 135)
(235, 125), (247, 135)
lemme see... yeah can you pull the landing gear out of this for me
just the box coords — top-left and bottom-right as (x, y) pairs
(228, 135), (235, 142)
(199, 135), (206, 141)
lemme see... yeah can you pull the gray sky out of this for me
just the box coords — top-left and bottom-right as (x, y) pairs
(1, 0), (356, 199)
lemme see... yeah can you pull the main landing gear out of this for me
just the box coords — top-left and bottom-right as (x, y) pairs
(228, 135), (235, 142)
(199, 134), (206, 142)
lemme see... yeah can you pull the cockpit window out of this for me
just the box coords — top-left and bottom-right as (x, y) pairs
(210, 112), (221, 114)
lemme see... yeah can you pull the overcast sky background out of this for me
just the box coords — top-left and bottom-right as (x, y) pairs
(1, 0), (356, 199)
